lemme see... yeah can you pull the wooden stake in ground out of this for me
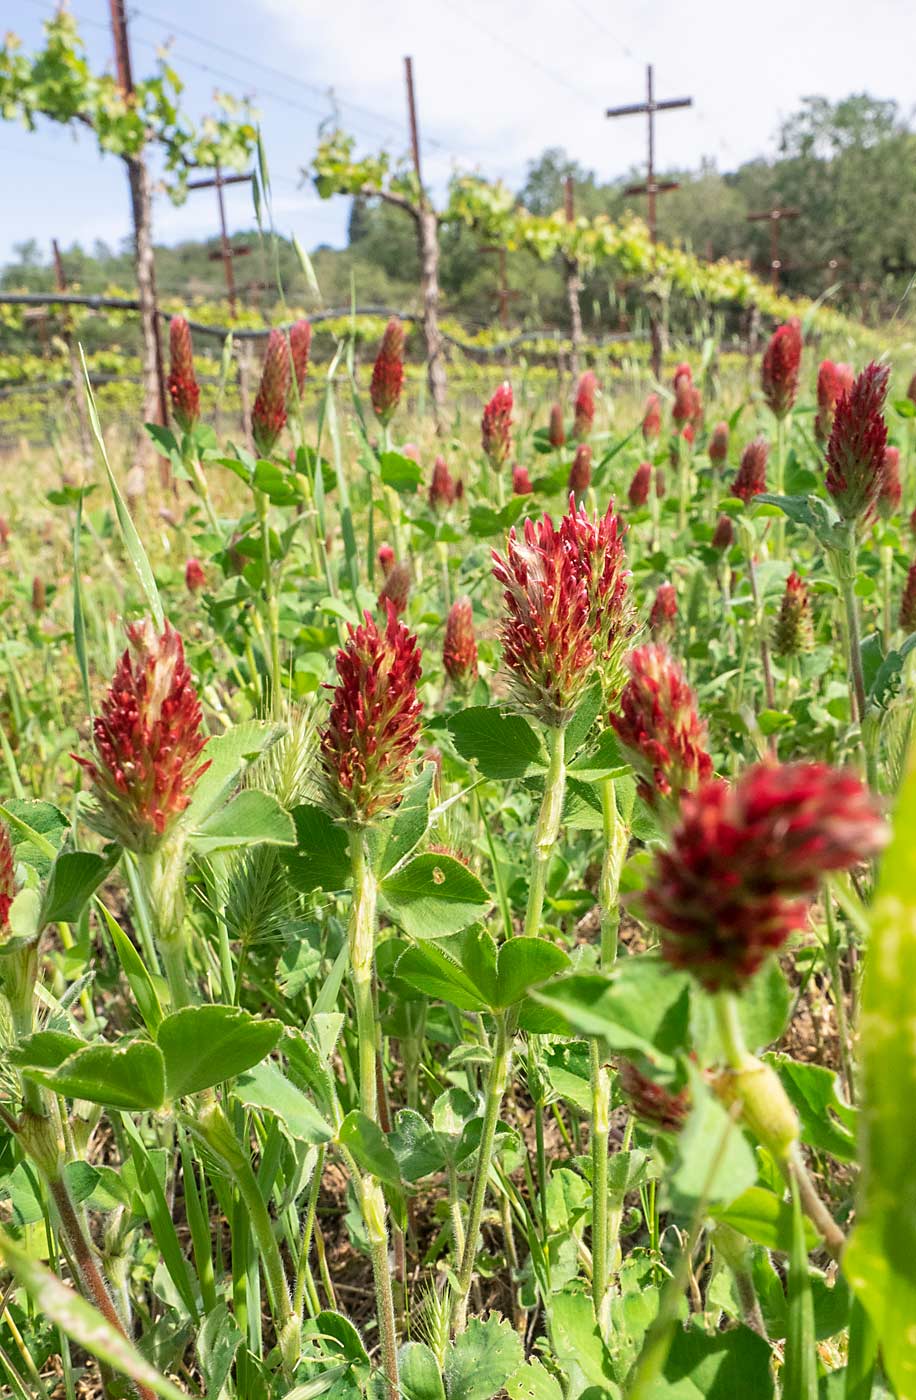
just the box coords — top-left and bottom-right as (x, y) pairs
(404, 56), (447, 429)
(563, 176), (584, 378)
(606, 65), (692, 379)
(51, 240), (92, 471)
(746, 205), (800, 292)
(108, 0), (168, 439)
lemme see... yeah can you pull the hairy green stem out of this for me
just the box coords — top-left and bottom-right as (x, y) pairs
(256, 487), (283, 719)
(293, 1145), (325, 1319)
(524, 724), (566, 938)
(773, 414), (787, 559)
(452, 1013), (510, 1333)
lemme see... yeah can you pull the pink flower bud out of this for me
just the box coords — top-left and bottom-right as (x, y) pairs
(167, 316), (200, 432)
(319, 602), (422, 824)
(568, 443), (592, 500)
(731, 438), (769, 502)
(252, 329), (291, 456)
(610, 643), (712, 810)
(185, 558), (206, 593)
(289, 318), (312, 396)
(815, 360), (854, 443)
(74, 621), (210, 852)
(712, 513), (735, 552)
(649, 582), (677, 640)
(672, 375), (695, 427)
(377, 544), (395, 578)
(642, 394), (661, 443)
(618, 1060), (690, 1133)
(548, 403), (566, 448)
(761, 319), (802, 420)
(512, 463), (533, 495)
(708, 421), (729, 466)
(573, 371), (597, 441)
(429, 455), (456, 511)
(647, 762), (887, 991)
(878, 445), (902, 520)
(482, 382), (514, 469)
(378, 560), (411, 616)
(825, 362), (889, 522)
(370, 318), (406, 425)
(773, 571), (814, 657)
(443, 596), (478, 688)
(628, 463), (652, 509)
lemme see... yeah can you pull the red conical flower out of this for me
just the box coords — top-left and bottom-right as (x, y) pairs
(74, 621), (210, 852)
(708, 421), (729, 467)
(482, 382), (514, 469)
(548, 402), (566, 448)
(878, 445), (902, 520)
(773, 571), (814, 657)
(573, 371), (597, 441)
(167, 316), (200, 433)
(0, 821), (16, 937)
(252, 329), (291, 456)
(712, 513), (735, 552)
(492, 497), (631, 726)
(378, 543), (395, 578)
(825, 362), (889, 523)
(761, 319), (802, 420)
(628, 462), (652, 509)
(649, 582), (678, 640)
(610, 643), (712, 811)
(378, 560), (411, 616)
(672, 373), (695, 428)
(815, 360), (854, 443)
(900, 561), (916, 633)
(443, 596), (478, 688)
(568, 443), (592, 500)
(289, 318), (312, 396)
(646, 762), (887, 992)
(618, 1060), (690, 1133)
(320, 604), (422, 825)
(185, 557), (206, 593)
(512, 463), (533, 495)
(429, 455), (456, 511)
(370, 318), (405, 425)
(731, 438), (769, 503)
(642, 393), (661, 443)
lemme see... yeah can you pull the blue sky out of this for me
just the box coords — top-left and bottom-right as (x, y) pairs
(2, 0), (912, 270)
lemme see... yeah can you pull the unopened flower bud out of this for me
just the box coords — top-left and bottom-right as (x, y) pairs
(618, 1059), (690, 1133)
(482, 382), (514, 468)
(731, 438), (769, 502)
(289, 318), (312, 396)
(815, 360), (854, 443)
(378, 543), (395, 578)
(649, 582), (677, 640)
(512, 463), (533, 495)
(252, 329), (291, 456)
(370, 318), (406, 425)
(642, 393), (661, 443)
(825, 362), (889, 522)
(573, 371), (597, 441)
(761, 319), (802, 419)
(167, 315), (200, 432)
(708, 421), (729, 467)
(378, 560), (411, 616)
(610, 643), (712, 811)
(568, 443), (592, 500)
(773, 571), (814, 657)
(185, 557), (206, 593)
(443, 596), (478, 688)
(429, 455), (456, 511)
(628, 462), (652, 509)
(548, 403), (565, 448)
(712, 513), (734, 552)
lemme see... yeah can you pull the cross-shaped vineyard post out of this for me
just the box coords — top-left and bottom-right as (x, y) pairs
(606, 65), (692, 376)
(186, 165), (255, 320)
(746, 205), (800, 292)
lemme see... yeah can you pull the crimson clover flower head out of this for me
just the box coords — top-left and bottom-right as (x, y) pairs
(815, 360), (854, 442)
(377, 543), (395, 578)
(443, 596), (478, 689)
(878, 445), (902, 520)
(610, 643), (712, 811)
(568, 443), (592, 499)
(642, 393), (661, 442)
(0, 820), (16, 941)
(185, 557), (206, 593)
(289, 319), (312, 396)
(618, 1060), (690, 1133)
(319, 602), (422, 825)
(370, 318), (406, 425)
(646, 761), (888, 992)
(548, 402), (566, 448)
(512, 463), (533, 495)
(573, 371), (597, 440)
(773, 570), (814, 657)
(900, 561), (916, 633)
(492, 497), (631, 726)
(429, 455), (457, 511)
(482, 382), (514, 468)
(673, 362), (692, 390)
(252, 329), (291, 456)
(649, 582), (678, 640)
(74, 620), (210, 853)
(825, 362), (889, 522)
(731, 437), (769, 502)
(378, 559), (411, 616)
(167, 316), (200, 432)
(761, 318), (802, 419)
(712, 513), (735, 552)
(672, 374), (695, 427)
(708, 421), (729, 466)
(628, 462), (652, 509)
